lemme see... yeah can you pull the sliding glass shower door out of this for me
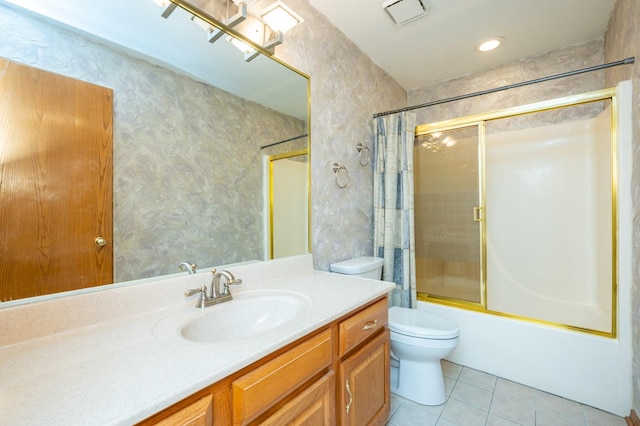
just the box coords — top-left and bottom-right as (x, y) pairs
(413, 124), (484, 304)
(413, 88), (617, 336)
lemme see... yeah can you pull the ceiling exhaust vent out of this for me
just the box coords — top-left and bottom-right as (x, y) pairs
(382, 0), (428, 26)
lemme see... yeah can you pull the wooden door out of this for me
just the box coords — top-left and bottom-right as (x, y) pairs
(338, 330), (390, 426)
(0, 58), (113, 301)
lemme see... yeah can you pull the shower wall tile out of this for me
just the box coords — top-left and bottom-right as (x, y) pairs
(605, 0), (640, 413)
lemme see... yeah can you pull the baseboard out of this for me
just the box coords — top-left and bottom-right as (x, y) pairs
(626, 409), (640, 426)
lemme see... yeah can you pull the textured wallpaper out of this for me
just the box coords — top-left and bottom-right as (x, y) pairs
(408, 38), (606, 124)
(605, 0), (640, 413)
(0, 4), (305, 282)
(273, 0), (408, 271)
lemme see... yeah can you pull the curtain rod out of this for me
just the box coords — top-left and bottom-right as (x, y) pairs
(260, 133), (308, 150)
(373, 57), (635, 118)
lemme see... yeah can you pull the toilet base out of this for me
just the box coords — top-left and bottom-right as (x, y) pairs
(391, 359), (447, 405)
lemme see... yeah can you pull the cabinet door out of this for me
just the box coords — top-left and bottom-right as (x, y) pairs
(338, 329), (390, 426)
(260, 372), (335, 425)
(154, 395), (213, 426)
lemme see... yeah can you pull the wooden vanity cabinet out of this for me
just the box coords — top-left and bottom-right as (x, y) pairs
(337, 298), (390, 426)
(153, 395), (213, 426)
(338, 330), (390, 426)
(232, 329), (333, 425)
(141, 297), (389, 426)
(259, 372), (335, 425)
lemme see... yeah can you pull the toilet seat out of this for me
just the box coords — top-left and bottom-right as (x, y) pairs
(389, 306), (459, 340)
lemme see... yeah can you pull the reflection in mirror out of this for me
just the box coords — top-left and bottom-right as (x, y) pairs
(0, 0), (310, 304)
(269, 150), (309, 259)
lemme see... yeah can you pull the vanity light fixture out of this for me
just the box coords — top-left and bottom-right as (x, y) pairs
(191, 15), (214, 32)
(227, 30), (283, 62)
(152, 0), (178, 18)
(477, 37), (504, 52)
(227, 35), (255, 55)
(260, 1), (303, 34)
(190, 2), (247, 44)
(154, 0), (298, 61)
(191, 15), (224, 43)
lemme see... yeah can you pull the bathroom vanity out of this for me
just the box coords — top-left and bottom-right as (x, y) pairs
(0, 255), (394, 425)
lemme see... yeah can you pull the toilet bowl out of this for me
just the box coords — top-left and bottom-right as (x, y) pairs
(329, 256), (460, 406)
(388, 306), (459, 405)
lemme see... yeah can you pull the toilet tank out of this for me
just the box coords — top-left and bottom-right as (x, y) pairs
(330, 256), (384, 279)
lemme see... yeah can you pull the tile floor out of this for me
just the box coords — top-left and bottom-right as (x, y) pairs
(386, 361), (627, 426)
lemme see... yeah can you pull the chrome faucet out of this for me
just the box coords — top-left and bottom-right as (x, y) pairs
(211, 269), (242, 298)
(178, 261), (197, 274)
(184, 268), (242, 308)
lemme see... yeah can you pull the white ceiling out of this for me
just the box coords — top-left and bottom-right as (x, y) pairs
(308, 0), (617, 91)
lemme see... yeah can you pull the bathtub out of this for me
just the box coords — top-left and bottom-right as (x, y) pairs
(416, 81), (633, 416)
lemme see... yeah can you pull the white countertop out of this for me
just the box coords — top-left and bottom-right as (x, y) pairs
(0, 255), (394, 425)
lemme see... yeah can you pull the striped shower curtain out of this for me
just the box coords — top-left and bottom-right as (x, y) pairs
(373, 111), (417, 308)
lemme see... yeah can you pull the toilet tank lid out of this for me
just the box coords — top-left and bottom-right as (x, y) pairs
(330, 256), (384, 274)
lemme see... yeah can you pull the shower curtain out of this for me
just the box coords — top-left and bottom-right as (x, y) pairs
(373, 111), (417, 308)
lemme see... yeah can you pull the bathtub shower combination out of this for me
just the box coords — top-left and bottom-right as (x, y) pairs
(414, 89), (616, 335)
(411, 82), (633, 415)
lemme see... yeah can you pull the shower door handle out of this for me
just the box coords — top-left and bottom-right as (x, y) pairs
(473, 206), (483, 222)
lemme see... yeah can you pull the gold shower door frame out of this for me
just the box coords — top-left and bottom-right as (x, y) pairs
(413, 121), (487, 309)
(268, 149), (310, 260)
(414, 87), (618, 338)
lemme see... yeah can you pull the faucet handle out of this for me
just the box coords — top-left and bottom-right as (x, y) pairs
(184, 285), (206, 297)
(222, 277), (242, 295)
(185, 285), (208, 307)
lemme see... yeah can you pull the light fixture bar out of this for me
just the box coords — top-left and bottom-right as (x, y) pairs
(263, 30), (283, 51)
(161, 2), (178, 18)
(190, 2), (247, 45)
(227, 2), (247, 27)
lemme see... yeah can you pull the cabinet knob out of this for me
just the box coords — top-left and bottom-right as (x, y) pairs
(94, 237), (107, 247)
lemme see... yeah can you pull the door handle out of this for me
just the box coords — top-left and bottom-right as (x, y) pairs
(473, 206), (483, 222)
(95, 237), (107, 247)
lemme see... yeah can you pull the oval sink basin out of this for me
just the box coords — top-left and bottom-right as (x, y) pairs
(155, 291), (311, 343)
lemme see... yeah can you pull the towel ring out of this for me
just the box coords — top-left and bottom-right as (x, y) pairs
(332, 163), (349, 188)
(356, 143), (370, 166)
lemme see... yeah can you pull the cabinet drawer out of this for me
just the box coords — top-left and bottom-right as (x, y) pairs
(339, 298), (388, 357)
(153, 395), (213, 426)
(232, 329), (332, 425)
(260, 372), (335, 425)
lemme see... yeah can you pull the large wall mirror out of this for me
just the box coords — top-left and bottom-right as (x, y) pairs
(0, 0), (310, 304)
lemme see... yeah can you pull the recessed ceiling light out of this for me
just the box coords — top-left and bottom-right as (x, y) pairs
(477, 37), (504, 52)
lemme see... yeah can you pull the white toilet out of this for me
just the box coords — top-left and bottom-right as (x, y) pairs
(330, 256), (460, 406)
